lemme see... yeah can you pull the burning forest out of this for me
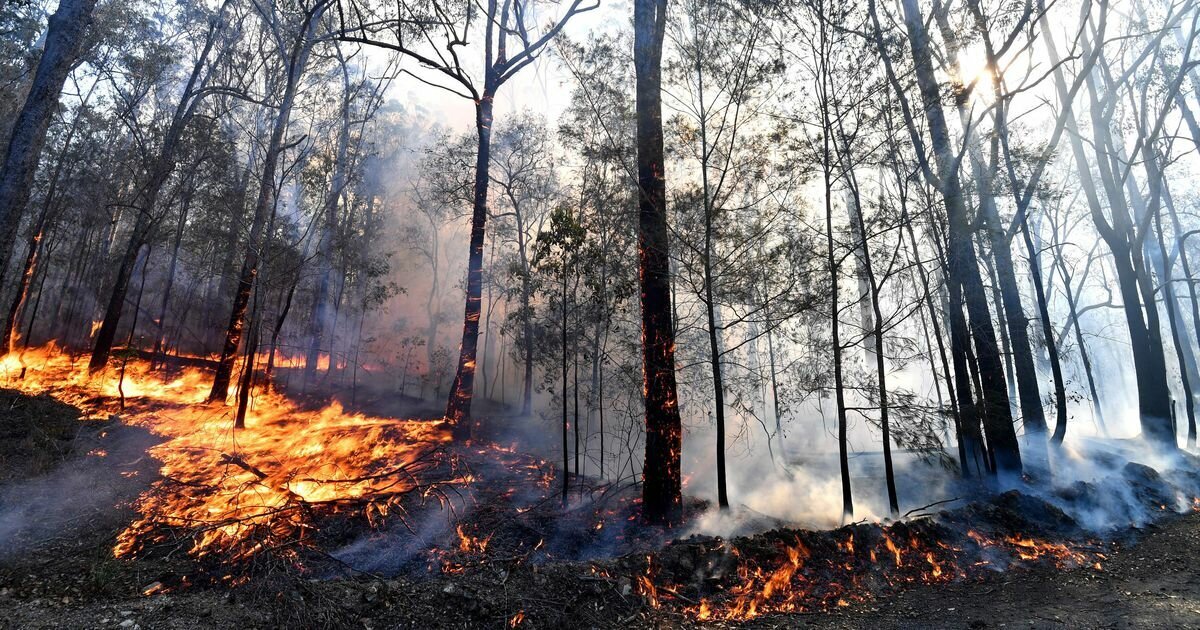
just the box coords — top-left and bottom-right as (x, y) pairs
(5, 0), (1200, 628)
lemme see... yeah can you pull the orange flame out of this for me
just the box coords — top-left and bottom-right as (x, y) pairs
(0, 342), (452, 562)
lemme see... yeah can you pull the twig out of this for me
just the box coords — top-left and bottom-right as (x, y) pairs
(902, 497), (962, 520)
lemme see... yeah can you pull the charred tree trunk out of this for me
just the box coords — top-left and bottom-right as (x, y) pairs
(444, 92), (495, 438)
(635, 0), (683, 526)
(210, 4), (326, 402)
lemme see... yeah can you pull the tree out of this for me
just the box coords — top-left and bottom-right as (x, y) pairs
(872, 0), (1022, 474)
(209, 0), (334, 404)
(89, 0), (236, 371)
(634, 0), (683, 526)
(0, 0), (98, 295)
(337, 0), (599, 438)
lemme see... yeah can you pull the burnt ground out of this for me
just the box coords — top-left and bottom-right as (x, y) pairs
(1, 388), (1200, 629)
(811, 513), (1200, 630)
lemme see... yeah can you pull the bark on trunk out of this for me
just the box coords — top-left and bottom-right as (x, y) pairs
(444, 94), (495, 438)
(0, 0), (97, 290)
(635, 0), (683, 526)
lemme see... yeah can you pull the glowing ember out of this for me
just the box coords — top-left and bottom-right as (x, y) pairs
(672, 525), (1107, 622)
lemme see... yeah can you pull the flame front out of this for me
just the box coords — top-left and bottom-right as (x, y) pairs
(0, 343), (452, 562)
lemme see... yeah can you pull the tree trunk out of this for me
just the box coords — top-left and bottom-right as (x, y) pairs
(151, 179), (194, 365)
(444, 93), (496, 438)
(265, 281), (297, 380)
(517, 215), (535, 415)
(304, 59), (352, 387)
(0, 0), (97, 290)
(561, 269), (569, 505)
(1054, 246), (1108, 435)
(696, 46), (729, 510)
(818, 9), (853, 519)
(840, 135), (898, 515)
(635, 0), (683, 526)
(210, 4), (326, 402)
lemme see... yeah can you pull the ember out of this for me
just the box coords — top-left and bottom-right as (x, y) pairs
(650, 518), (1111, 622)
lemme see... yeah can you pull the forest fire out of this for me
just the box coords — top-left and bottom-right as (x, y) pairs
(0, 343), (454, 563)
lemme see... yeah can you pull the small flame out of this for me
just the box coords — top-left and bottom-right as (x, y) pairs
(456, 524), (493, 554)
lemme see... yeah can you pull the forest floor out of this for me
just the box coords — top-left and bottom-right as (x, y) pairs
(1, 387), (1199, 629)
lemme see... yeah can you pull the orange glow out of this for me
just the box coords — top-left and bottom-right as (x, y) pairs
(675, 528), (1104, 621)
(456, 524), (493, 554)
(0, 342), (452, 561)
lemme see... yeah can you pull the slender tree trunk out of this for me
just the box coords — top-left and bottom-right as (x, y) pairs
(265, 281), (297, 381)
(573, 263), (581, 481)
(22, 232), (54, 346)
(817, 9), (853, 518)
(1163, 176), (1200, 447)
(210, 4), (326, 402)
(151, 180), (194, 365)
(1149, 158), (1194, 448)
(518, 220), (535, 415)
(695, 53), (730, 510)
(1054, 246), (1108, 435)
(0, 0), (97, 289)
(304, 59), (352, 387)
(561, 269), (569, 505)
(444, 93), (496, 438)
(840, 135), (898, 515)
